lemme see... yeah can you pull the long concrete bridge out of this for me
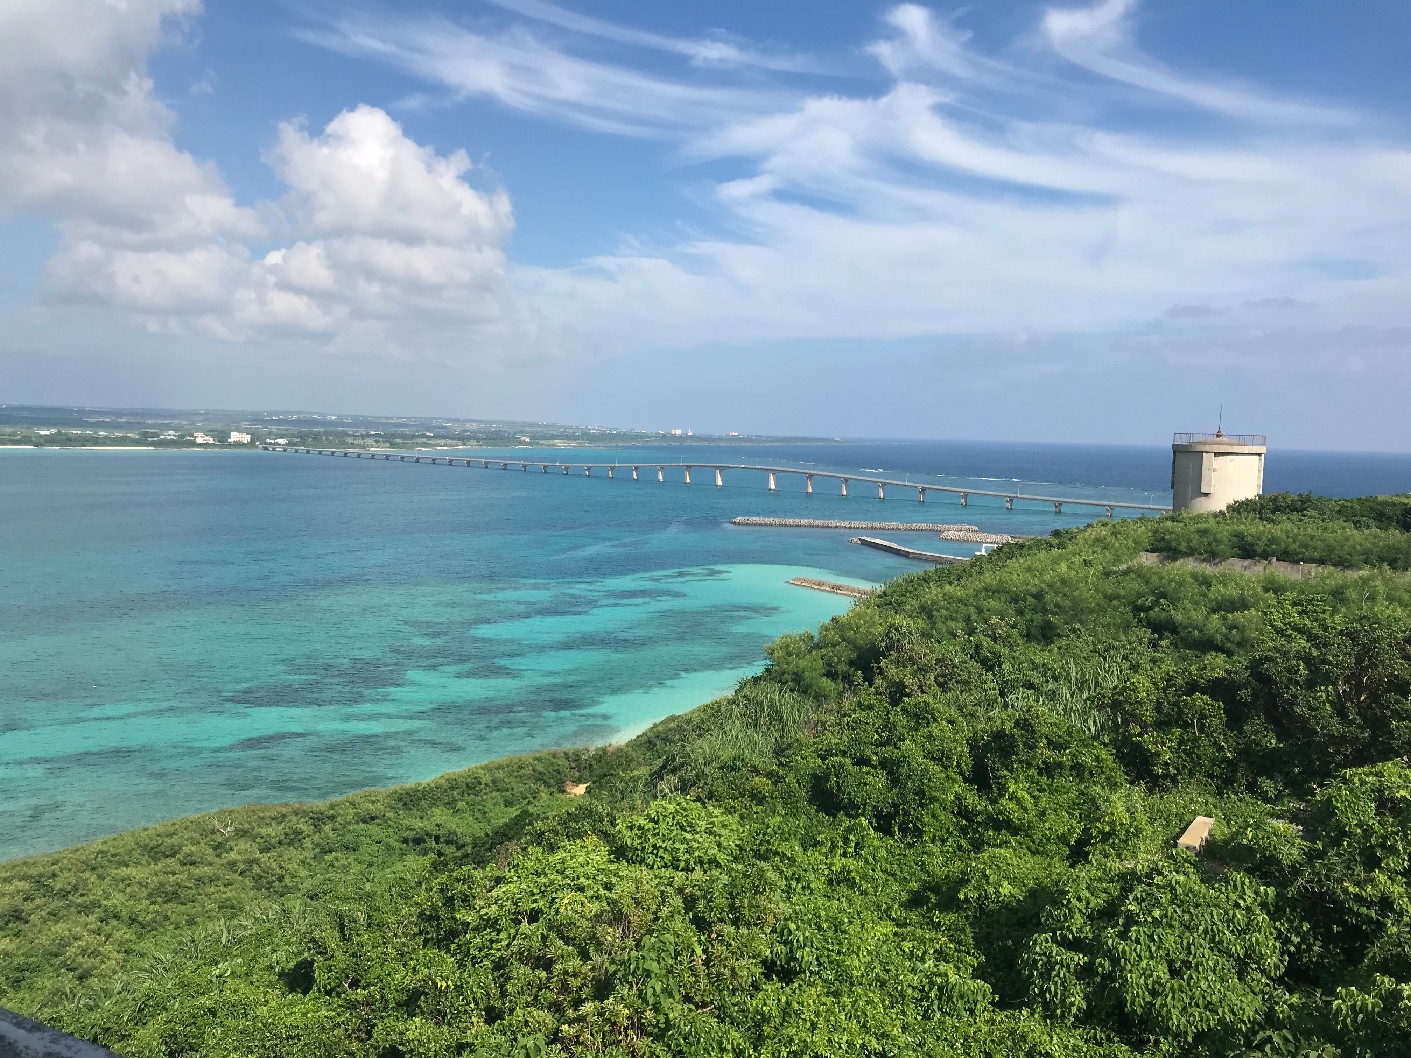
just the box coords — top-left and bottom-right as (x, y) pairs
(260, 445), (1171, 517)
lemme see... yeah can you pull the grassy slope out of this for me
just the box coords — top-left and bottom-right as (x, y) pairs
(0, 752), (596, 1001)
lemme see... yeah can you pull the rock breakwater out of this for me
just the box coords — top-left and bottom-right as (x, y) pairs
(733, 517), (979, 532)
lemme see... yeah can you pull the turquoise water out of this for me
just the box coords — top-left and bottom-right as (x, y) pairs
(4, 441), (1406, 861)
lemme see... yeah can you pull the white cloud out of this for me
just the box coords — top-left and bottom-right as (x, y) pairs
(269, 107), (513, 244)
(5, 0), (1410, 388)
(0, 0), (528, 362)
(0, 0), (260, 265)
(47, 241), (250, 315)
(469, 0), (1405, 358)
(302, 10), (781, 137)
(1042, 0), (1353, 124)
(0, 0), (271, 342)
(484, 0), (818, 73)
(867, 4), (979, 80)
(232, 108), (523, 354)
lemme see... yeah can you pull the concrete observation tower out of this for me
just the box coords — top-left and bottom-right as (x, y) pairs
(1170, 430), (1267, 513)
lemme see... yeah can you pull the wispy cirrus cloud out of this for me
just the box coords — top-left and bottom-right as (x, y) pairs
(1041, 0), (1357, 125)
(353, 0), (1396, 358)
(298, 10), (783, 137)
(6, 0), (1410, 389)
(484, 0), (821, 73)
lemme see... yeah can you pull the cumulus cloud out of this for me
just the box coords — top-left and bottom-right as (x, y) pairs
(0, 0), (260, 319)
(270, 107), (513, 244)
(231, 107), (522, 353)
(0, 1), (526, 361)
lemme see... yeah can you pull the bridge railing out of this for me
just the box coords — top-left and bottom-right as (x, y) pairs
(261, 448), (1172, 513)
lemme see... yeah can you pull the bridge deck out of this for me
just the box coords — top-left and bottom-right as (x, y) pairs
(259, 446), (1172, 514)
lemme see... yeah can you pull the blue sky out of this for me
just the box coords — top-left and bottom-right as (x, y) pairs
(1, 0), (1408, 448)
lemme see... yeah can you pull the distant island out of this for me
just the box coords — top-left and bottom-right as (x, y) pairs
(0, 404), (832, 451)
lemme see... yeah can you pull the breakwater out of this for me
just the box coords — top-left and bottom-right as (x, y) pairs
(851, 537), (972, 564)
(938, 529), (1012, 545)
(733, 517), (1013, 546)
(733, 517), (977, 532)
(787, 577), (875, 599)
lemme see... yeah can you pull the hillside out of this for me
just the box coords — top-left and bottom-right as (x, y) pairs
(3, 494), (1410, 1057)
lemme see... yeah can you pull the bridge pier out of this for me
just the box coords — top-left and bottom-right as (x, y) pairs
(267, 451), (1172, 518)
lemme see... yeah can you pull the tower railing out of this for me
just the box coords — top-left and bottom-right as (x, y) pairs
(1172, 432), (1266, 445)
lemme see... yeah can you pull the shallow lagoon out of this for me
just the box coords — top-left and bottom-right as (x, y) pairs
(3, 440), (1405, 860)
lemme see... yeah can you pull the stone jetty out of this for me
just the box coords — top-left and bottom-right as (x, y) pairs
(935, 529), (1014, 545)
(787, 577), (875, 599)
(733, 517), (979, 532)
(851, 537), (973, 564)
(732, 517), (1013, 546)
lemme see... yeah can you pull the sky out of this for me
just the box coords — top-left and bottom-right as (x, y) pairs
(1, 0), (1408, 448)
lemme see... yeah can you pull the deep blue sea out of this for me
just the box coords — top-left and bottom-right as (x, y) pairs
(2, 440), (1407, 861)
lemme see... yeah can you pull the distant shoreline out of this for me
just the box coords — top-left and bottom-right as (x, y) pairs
(0, 439), (838, 453)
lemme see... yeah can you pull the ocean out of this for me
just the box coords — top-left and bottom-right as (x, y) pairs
(2, 440), (1407, 861)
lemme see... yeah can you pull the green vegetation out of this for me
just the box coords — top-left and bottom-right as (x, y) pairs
(1146, 493), (1411, 570)
(3, 496), (1411, 1056)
